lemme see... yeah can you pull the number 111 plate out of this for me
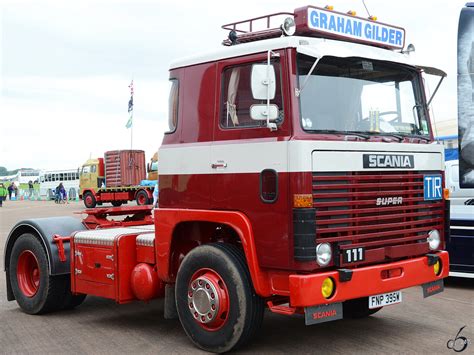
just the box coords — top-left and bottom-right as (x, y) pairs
(368, 291), (402, 309)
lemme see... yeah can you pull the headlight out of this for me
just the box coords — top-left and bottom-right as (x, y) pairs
(316, 243), (332, 266)
(427, 230), (441, 250)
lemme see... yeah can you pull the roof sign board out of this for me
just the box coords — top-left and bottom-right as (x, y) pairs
(295, 6), (405, 50)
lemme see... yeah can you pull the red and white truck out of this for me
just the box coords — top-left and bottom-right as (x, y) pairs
(4, 6), (450, 352)
(79, 150), (155, 208)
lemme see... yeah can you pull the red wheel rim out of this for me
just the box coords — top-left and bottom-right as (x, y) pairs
(17, 250), (40, 297)
(85, 194), (93, 207)
(187, 268), (230, 331)
(137, 193), (147, 205)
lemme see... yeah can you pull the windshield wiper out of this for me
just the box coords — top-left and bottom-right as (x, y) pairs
(410, 134), (431, 142)
(371, 132), (404, 142)
(313, 129), (370, 140)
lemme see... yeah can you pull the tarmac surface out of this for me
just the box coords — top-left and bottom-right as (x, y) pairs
(0, 200), (473, 354)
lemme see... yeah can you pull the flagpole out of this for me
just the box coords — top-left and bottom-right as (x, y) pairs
(127, 79), (134, 150)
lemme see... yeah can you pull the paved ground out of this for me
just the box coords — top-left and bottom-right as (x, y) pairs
(0, 200), (473, 354)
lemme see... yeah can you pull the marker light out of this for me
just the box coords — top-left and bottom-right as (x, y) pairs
(281, 17), (296, 36)
(347, 10), (356, 16)
(427, 230), (441, 250)
(325, 5), (334, 10)
(316, 243), (332, 266)
(433, 260), (441, 276)
(293, 194), (313, 208)
(443, 188), (450, 200)
(321, 277), (335, 299)
(369, 15), (378, 21)
(404, 43), (416, 54)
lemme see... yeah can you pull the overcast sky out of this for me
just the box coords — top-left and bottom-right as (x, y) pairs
(0, 0), (469, 170)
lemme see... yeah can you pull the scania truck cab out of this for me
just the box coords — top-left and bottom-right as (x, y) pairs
(4, 6), (449, 353)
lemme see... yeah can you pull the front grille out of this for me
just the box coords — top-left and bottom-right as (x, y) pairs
(313, 171), (445, 266)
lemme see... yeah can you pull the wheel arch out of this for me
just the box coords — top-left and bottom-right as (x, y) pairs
(4, 217), (86, 301)
(155, 209), (271, 297)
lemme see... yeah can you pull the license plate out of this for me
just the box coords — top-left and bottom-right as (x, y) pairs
(368, 291), (402, 309)
(342, 247), (365, 263)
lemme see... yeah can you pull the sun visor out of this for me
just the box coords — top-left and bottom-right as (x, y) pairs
(296, 45), (323, 59)
(296, 41), (414, 66)
(416, 66), (447, 77)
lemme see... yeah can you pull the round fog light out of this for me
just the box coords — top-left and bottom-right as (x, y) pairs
(427, 230), (441, 250)
(433, 260), (441, 276)
(316, 243), (332, 266)
(321, 277), (335, 299)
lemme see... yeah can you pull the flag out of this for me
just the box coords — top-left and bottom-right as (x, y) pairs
(126, 80), (134, 129)
(125, 113), (133, 128)
(128, 96), (133, 113)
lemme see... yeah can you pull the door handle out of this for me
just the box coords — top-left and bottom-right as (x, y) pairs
(211, 161), (227, 169)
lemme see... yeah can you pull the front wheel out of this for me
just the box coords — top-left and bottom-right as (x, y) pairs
(83, 192), (96, 208)
(135, 190), (149, 205)
(343, 297), (382, 319)
(9, 234), (68, 314)
(175, 243), (264, 353)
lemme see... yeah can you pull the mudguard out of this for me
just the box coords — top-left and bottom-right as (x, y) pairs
(4, 217), (86, 301)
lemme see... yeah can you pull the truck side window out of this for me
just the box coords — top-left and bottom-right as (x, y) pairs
(221, 61), (283, 129)
(167, 79), (179, 133)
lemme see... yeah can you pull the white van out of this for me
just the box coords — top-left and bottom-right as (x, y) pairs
(445, 160), (474, 205)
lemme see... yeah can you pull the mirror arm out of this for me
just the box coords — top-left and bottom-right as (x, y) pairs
(296, 57), (321, 97)
(426, 74), (445, 107)
(266, 50), (279, 131)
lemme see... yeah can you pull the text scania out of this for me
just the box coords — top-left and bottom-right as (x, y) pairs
(308, 8), (404, 48)
(363, 154), (414, 169)
(312, 309), (337, 319)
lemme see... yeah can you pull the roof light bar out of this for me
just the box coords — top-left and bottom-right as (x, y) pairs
(221, 5), (406, 50)
(293, 5), (405, 49)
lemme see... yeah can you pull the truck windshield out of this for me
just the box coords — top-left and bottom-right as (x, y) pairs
(297, 55), (430, 138)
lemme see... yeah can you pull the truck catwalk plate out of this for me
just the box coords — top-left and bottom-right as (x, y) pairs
(368, 291), (402, 309)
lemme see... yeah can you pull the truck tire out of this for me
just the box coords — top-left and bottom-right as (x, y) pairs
(136, 190), (149, 205)
(111, 201), (123, 207)
(175, 243), (264, 353)
(83, 192), (96, 208)
(343, 297), (382, 319)
(9, 234), (68, 315)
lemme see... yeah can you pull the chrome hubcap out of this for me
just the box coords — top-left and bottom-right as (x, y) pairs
(188, 276), (219, 324)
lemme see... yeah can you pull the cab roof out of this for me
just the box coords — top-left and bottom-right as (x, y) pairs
(170, 35), (415, 70)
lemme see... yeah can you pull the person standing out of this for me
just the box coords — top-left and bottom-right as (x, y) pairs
(13, 183), (19, 200)
(152, 181), (159, 207)
(7, 183), (14, 200)
(0, 183), (7, 207)
(28, 180), (34, 199)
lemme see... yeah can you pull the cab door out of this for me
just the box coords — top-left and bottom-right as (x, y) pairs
(80, 165), (93, 191)
(210, 49), (292, 268)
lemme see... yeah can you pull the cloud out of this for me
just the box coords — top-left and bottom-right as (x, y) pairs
(0, 0), (469, 171)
